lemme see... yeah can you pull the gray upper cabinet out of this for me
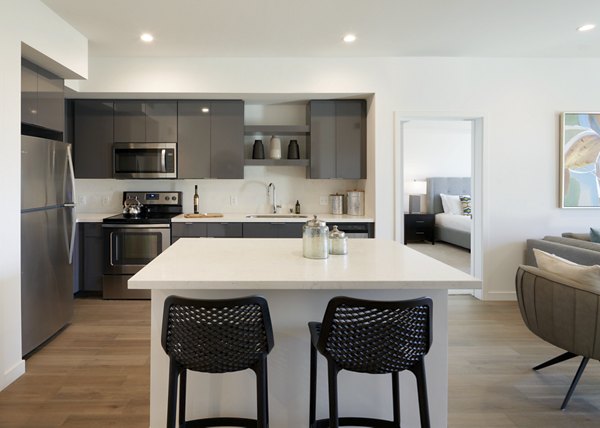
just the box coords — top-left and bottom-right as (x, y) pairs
(210, 101), (244, 179)
(307, 100), (366, 179)
(114, 101), (177, 142)
(21, 59), (64, 133)
(73, 100), (114, 178)
(178, 101), (211, 178)
(178, 100), (244, 179)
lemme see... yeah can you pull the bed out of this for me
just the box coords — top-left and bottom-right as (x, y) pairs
(426, 177), (471, 250)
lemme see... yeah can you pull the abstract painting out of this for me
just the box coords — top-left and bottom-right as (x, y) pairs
(561, 112), (600, 208)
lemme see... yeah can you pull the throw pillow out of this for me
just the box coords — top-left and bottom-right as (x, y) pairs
(533, 248), (600, 288)
(459, 195), (472, 217)
(590, 227), (600, 243)
(440, 193), (462, 215)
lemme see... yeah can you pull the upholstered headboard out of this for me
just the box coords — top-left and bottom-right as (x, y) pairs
(426, 177), (471, 214)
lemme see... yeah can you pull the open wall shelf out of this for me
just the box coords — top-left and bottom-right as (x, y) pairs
(244, 159), (309, 166)
(244, 125), (310, 136)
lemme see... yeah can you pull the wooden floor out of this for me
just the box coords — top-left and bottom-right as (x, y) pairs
(0, 296), (599, 427)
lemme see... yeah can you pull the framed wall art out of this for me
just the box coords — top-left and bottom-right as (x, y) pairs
(560, 112), (600, 208)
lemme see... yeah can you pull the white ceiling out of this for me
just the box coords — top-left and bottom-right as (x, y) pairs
(41, 0), (600, 58)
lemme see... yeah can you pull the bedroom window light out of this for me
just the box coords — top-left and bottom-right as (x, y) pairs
(407, 179), (427, 213)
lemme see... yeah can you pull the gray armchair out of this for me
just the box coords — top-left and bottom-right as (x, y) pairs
(515, 265), (600, 410)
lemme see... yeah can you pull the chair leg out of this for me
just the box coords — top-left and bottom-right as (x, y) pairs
(166, 359), (180, 428)
(392, 372), (400, 427)
(327, 360), (340, 428)
(409, 358), (430, 428)
(309, 342), (317, 428)
(533, 351), (578, 371)
(179, 369), (187, 427)
(255, 356), (269, 428)
(561, 357), (590, 411)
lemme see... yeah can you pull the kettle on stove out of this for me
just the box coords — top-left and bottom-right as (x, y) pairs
(122, 196), (143, 216)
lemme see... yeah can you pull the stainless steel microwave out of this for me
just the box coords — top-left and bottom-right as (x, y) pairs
(113, 143), (177, 179)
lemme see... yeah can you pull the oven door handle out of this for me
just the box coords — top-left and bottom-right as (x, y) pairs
(102, 224), (171, 229)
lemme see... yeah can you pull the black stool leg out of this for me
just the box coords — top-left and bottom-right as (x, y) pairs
(392, 371), (400, 427)
(561, 357), (589, 411)
(327, 360), (340, 428)
(179, 369), (187, 426)
(255, 356), (268, 428)
(309, 342), (317, 428)
(533, 352), (577, 371)
(410, 358), (430, 428)
(166, 359), (179, 428)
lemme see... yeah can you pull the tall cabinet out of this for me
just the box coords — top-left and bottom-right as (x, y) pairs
(307, 100), (366, 179)
(73, 100), (114, 178)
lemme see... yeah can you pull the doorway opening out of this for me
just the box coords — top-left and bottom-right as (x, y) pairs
(394, 115), (484, 298)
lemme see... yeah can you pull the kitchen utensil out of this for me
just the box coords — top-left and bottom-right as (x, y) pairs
(303, 215), (329, 259)
(346, 190), (365, 216)
(287, 140), (299, 159)
(329, 225), (348, 255)
(269, 136), (281, 159)
(183, 213), (224, 218)
(252, 139), (265, 159)
(330, 194), (344, 215)
(122, 196), (143, 216)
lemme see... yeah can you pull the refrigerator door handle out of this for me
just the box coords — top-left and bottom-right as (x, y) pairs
(66, 145), (77, 264)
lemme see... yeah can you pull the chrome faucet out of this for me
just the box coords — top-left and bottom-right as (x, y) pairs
(267, 182), (281, 214)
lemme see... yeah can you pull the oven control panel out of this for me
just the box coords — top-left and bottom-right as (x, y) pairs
(123, 191), (182, 205)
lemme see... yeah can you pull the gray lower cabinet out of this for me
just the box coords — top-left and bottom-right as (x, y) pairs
(307, 100), (366, 179)
(243, 223), (303, 238)
(171, 222), (242, 243)
(73, 100), (114, 178)
(178, 100), (244, 179)
(79, 223), (104, 292)
(21, 59), (64, 133)
(114, 100), (177, 143)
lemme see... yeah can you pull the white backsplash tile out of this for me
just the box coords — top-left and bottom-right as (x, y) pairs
(75, 168), (364, 215)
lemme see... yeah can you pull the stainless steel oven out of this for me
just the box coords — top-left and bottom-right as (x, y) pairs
(113, 142), (177, 179)
(102, 191), (182, 299)
(103, 224), (170, 275)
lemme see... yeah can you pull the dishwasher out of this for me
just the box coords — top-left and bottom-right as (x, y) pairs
(327, 222), (374, 239)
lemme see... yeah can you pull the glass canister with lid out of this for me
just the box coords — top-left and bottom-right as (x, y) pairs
(303, 215), (329, 259)
(329, 225), (348, 255)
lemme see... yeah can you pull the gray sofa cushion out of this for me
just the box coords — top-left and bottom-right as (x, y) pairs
(543, 236), (600, 252)
(526, 238), (600, 267)
(562, 232), (591, 241)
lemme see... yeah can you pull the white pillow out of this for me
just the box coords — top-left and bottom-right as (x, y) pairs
(533, 248), (600, 288)
(440, 193), (462, 215)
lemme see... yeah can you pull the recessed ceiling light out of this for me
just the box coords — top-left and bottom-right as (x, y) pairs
(201, 107), (210, 113)
(343, 34), (356, 43)
(577, 24), (595, 32)
(140, 33), (154, 42)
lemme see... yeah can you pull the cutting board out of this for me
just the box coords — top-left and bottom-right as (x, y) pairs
(183, 213), (224, 218)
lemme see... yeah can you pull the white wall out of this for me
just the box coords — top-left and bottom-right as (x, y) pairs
(73, 56), (600, 301)
(0, 0), (87, 391)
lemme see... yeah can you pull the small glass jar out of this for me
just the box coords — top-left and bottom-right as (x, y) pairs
(303, 215), (329, 259)
(329, 225), (348, 255)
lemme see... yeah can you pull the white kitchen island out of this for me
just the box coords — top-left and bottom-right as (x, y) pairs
(129, 238), (480, 428)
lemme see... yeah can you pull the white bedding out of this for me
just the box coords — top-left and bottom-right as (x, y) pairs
(435, 213), (471, 233)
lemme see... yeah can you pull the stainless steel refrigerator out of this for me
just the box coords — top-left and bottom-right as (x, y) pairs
(21, 135), (76, 356)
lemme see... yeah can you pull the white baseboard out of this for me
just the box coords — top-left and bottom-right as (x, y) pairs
(483, 290), (517, 301)
(0, 359), (25, 391)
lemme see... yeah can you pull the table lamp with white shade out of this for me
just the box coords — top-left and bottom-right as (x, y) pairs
(406, 179), (427, 213)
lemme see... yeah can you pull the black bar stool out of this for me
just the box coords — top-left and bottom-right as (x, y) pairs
(308, 296), (433, 428)
(161, 295), (274, 428)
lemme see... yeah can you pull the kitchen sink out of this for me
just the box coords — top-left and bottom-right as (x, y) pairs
(246, 214), (308, 219)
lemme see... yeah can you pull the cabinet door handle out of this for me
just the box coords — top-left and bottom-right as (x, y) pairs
(416, 231), (425, 235)
(415, 220), (424, 223)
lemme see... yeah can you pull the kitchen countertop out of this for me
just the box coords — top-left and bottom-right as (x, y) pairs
(171, 213), (374, 223)
(129, 238), (479, 290)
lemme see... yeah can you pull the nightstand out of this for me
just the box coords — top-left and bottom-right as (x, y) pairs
(404, 213), (435, 244)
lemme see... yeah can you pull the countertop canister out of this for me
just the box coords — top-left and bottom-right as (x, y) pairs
(269, 135), (282, 159)
(302, 215), (329, 259)
(346, 190), (365, 216)
(329, 225), (348, 255)
(330, 193), (344, 215)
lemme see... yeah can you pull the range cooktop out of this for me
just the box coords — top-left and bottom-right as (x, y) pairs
(103, 191), (183, 224)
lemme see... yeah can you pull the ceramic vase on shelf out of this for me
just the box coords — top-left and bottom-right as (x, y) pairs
(269, 135), (281, 159)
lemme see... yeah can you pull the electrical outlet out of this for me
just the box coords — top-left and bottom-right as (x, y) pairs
(101, 195), (110, 206)
(319, 196), (329, 206)
(230, 196), (238, 206)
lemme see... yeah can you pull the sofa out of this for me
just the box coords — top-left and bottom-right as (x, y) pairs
(525, 232), (600, 267)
